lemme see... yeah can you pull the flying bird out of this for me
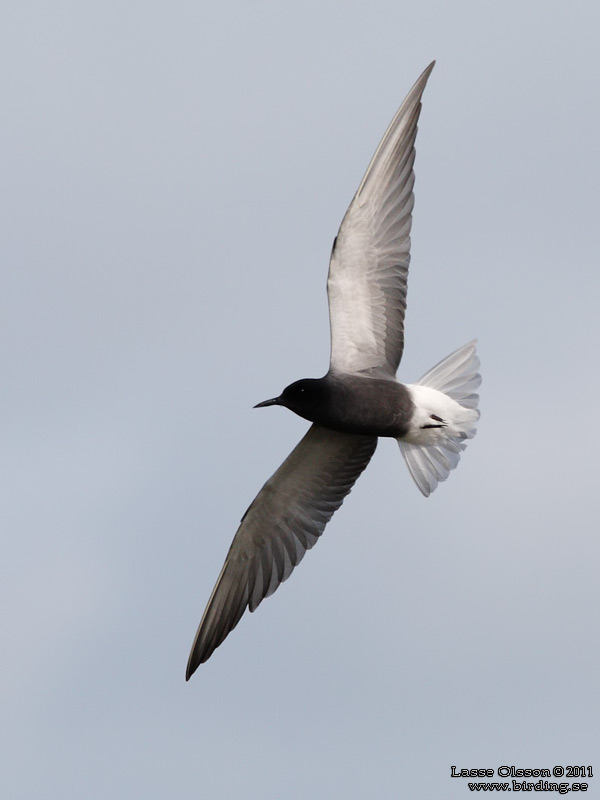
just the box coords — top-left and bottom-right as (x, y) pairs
(186, 62), (480, 679)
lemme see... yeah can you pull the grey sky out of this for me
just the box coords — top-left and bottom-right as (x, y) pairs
(2, 1), (599, 798)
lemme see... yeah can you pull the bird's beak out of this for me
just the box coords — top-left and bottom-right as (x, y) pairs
(253, 396), (281, 408)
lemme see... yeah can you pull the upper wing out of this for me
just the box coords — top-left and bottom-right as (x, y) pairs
(186, 425), (377, 678)
(327, 62), (435, 378)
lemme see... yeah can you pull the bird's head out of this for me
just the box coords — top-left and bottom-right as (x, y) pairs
(254, 378), (326, 421)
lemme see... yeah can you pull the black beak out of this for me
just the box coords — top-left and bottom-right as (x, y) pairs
(253, 396), (281, 409)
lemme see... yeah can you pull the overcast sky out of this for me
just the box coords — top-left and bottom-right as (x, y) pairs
(2, 2), (599, 798)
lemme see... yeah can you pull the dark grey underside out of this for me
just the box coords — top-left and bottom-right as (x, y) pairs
(280, 374), (414, 438)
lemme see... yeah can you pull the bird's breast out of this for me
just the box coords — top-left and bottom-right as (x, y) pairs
(312, 377), (414, 438)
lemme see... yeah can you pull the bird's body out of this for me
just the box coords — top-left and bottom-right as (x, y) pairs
(186, 62), (481, 679)
(261, 374), (414, 438)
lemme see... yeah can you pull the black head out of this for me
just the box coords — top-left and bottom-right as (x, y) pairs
(254, 377), (327, 422)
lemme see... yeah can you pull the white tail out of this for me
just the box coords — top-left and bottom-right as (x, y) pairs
(399, 340), (481, 496)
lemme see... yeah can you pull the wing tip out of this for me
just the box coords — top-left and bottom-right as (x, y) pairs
(186, 639), (208, 680)
(413, 60), (436, 89)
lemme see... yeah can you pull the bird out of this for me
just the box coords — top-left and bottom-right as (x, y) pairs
(186, 61), (480, 679)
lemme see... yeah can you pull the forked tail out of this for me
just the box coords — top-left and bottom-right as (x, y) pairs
(399, 340), (481, 496)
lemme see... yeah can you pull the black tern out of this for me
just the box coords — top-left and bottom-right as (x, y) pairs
(186, 62), (480, 679)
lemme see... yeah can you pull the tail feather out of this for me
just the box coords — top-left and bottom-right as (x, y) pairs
(400, 439), (465, 497)
(417, 339), (481, 409)
(399, 341), (481, 497)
